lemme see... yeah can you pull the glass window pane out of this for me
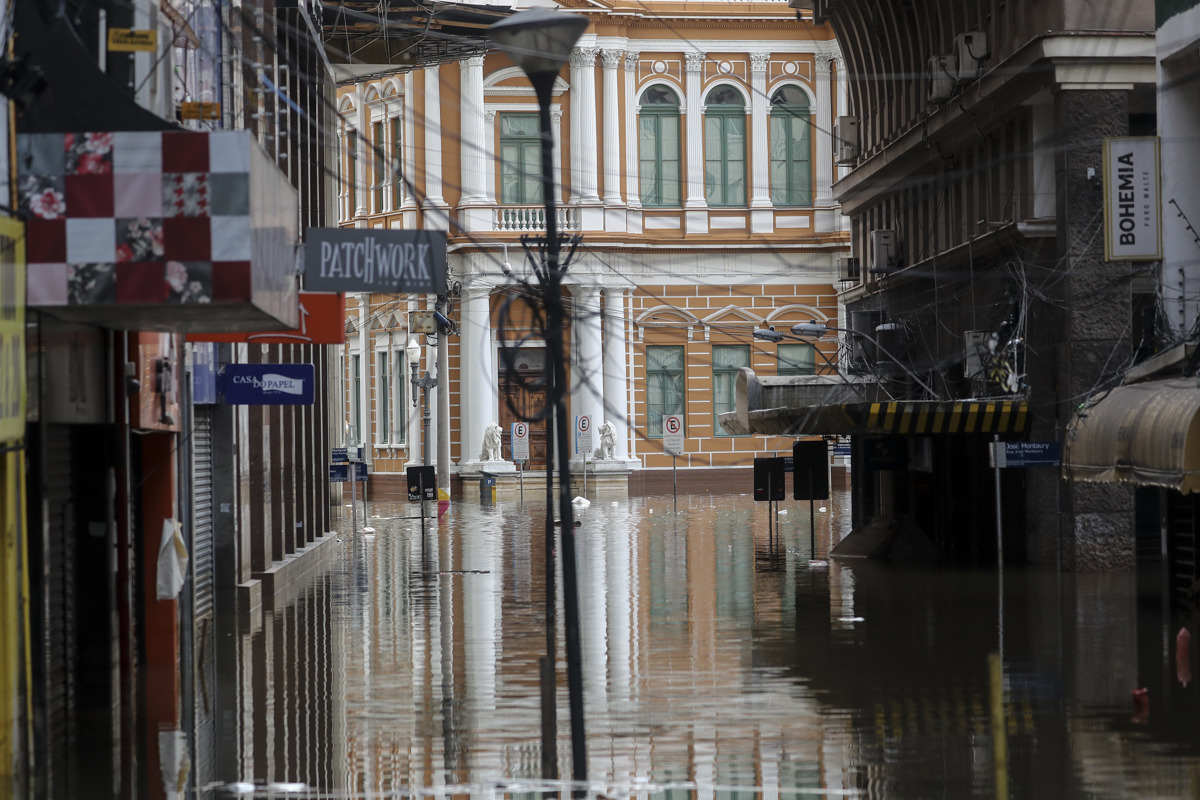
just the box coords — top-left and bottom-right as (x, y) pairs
(642, 85), (679, 105)
(770, 85), (808, 106)
(778, 343), (816, 375)
(712, 345), (748, 436)
(706, 86), (743, 105)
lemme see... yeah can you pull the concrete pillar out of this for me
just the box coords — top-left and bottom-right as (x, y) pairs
(573, 284), (605, 463)
(624, 52), (642, 234)
(601, 49), (624, 206)
(814, 52), (836, 231)
(684, 51), (708, 235)
(460, 283), (492, 465)
(749, 52), (772, 235)
(833, 53), (851, 231)
(1031, 98), (1057, 221)
(602, 287), (631, 460)
(354, 83), (369, 216)
(459, 56), (489, 231)
(423, 66), (447, 216)
(569, 47), (601, 204)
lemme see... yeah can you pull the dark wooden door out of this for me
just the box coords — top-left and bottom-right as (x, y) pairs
(500, 368), (549, 469)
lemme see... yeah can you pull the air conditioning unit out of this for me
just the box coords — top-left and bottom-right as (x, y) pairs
(837, 256), (861, 283)
(927, 55), (954, 103)
(834, 116), (859, 164)
(869, 229), (899, 274)
(954, 31), (988, 82)
(963, 330), (987, 379)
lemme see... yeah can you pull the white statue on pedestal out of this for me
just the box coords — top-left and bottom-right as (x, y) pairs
(594, 419), (617, 460)
(480, 421), (503, 462)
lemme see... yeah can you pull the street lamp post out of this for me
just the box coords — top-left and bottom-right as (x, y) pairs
(408, 337), (436, 523)
(487, 8), (591, 793)
(789, 320), (937, 397)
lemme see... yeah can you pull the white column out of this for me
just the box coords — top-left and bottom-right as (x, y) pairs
(423, 66), (447, 218)
(354, 84), (369, 216)
(551, 107), (564, 205)
(749, 53), (773, 235)
(623, 53), (642, 234)
(601, 49), (623, 206)
(403, 72), (418, 224)
(814, 52), (836, 232)
(570, 48), (601, 204)
(602, 288), (631, 461)
(684, 51), (708, 235)
(459, 56), (489, 232)
(484, 110), (497, 204)
(460, 283), (493, 465)
(573, 284), (605, 463)
(834, 53), (851, 231)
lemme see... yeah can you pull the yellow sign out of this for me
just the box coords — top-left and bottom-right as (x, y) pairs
(180, 102), (220, 120)
(108, 28), (158, 52)
(0, 218), (25, 444)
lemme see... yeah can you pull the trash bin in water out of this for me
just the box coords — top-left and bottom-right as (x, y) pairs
(480, 471), (497, 505)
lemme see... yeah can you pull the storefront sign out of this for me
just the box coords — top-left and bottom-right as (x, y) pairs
(303, 228), (447, 294)
(189, 292), (345, 345)
(221, 364), (315, 405)
(1103, 137), (1162, 261)
(0, 218), (24, 443)
(108, 28), (158, 52)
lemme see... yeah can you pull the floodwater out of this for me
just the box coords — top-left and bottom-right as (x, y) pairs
(202, 489), (1200, 798)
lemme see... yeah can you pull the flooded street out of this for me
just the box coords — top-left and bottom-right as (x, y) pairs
(206, 491), (1200, 798)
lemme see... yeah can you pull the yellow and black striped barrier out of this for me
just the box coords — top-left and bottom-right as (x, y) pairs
(862, 400), (1028, 435)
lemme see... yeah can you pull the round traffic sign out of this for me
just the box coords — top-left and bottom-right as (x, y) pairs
(578, 416), (590, 432)
(513, 422), (528, 438)
(665, 416), (681, 434)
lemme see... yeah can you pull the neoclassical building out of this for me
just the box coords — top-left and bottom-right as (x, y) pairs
(337, 1), (850, 495)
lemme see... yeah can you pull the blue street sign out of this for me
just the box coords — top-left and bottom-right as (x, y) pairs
(221, 363), (315, 405)
(329, 463), (367, 482)
(999, 441), (1061, 468)
(331, 447), (348, 464)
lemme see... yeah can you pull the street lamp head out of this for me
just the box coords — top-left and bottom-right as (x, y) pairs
(753, 326), (785, 343)
(406, 337), (421, 361)
(791, 321), (830, 338)
(486, 8), (589, 78)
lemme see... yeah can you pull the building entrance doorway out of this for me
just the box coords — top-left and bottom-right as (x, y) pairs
(499, 346), (549, 470)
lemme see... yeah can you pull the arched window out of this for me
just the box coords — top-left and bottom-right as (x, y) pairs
(638, 85), (681, 207)
(769, 85), (812, 207)
(704, 85), (746, 206)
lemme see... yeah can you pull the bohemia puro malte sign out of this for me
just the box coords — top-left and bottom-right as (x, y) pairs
(1103, 137), (1162, 262)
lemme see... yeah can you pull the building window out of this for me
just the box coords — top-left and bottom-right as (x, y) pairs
(351, 353), (361, 444)
(347, 129), (358, 214)
(777, 342), (816, 375)
(377, 350), (390, 442)
(704, 86), (746, 207)
(500, 113), (543, 205)
(646, 345), (685, 438)
(769, 86), (812, 207)
(372, 120), (385, 213)
(391, 116), (403, 209)
(712, 345), (749, 436)
(639, 85), (681, 207)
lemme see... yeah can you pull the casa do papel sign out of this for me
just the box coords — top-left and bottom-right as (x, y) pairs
(220, 364), (315, 405)
(1103, 137), (1162, 262)
(302, 228), (448, 294)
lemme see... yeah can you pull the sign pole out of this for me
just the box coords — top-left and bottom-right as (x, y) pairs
(350, 460), (357, 533)
(993, 435), (1003, 564)
(672, 455), (677, 513)
(809, 471), (816, 560)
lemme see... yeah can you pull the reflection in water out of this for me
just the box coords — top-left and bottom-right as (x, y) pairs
(203, 491), (1200, 798)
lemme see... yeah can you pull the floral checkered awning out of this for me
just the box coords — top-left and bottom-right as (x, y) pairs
(17, 130), (299, 332)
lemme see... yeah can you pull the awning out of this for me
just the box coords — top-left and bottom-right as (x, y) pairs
(723, 398), (1029, 437)
(1064, 378), (1200, 493)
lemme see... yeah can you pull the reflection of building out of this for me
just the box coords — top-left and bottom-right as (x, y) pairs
(732, 2), (1157, 566)
(335, 4), (851, 495)
(9, 1), (336, 796)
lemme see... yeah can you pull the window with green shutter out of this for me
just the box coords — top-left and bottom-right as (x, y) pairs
(712, 345), (750, 436)
(704, 86), (746, 207)
(769, 86), (812, 207)
(639, 85), (681, 207)
(500, 113), (543, 205)
(646, 346), (685, 438)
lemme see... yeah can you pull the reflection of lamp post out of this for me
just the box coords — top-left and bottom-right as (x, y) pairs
(488, 8), (590, 791)
(789, 320), (937, 396)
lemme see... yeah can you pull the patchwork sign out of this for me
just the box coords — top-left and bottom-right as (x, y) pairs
(303, 228), (447, 294)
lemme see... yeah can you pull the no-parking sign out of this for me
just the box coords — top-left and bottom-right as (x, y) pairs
(512, 421), (530, 461)
(662, 414), (685, 455)
(575, 415), (592, 456)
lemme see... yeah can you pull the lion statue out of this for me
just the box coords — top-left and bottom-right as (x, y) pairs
(594, 419), (617, 460)
(480, 421), (503, 462)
